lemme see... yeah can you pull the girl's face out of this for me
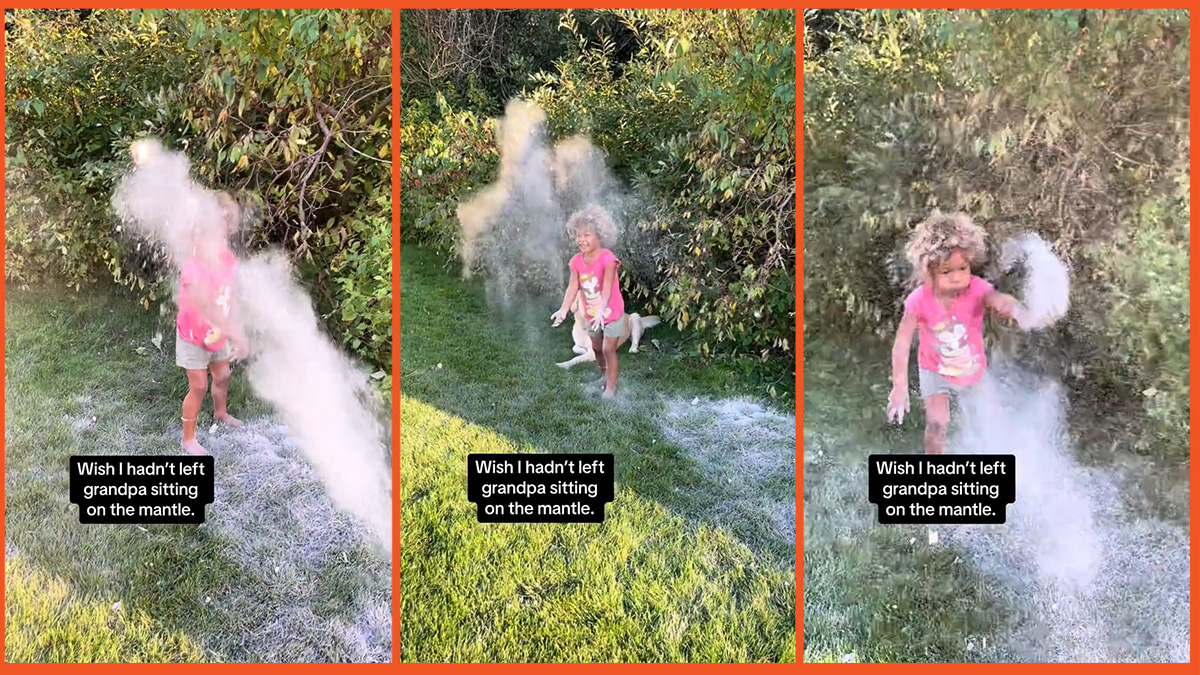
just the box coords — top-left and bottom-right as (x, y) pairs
(574, 226), (599, 255)
(195, 233), (222, 261)
(194, 214), (234, 260)
(933, 250), (971, 294)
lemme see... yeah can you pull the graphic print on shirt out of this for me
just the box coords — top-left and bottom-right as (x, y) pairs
(215, 284), (231, 317)
(930, 315), (979, 377)
(579, 273), (610, 320)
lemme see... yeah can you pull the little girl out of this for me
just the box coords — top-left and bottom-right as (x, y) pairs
(887, 210), (1020, 454)
(551, 205), (625, 399)
(174, 191), (248, 455)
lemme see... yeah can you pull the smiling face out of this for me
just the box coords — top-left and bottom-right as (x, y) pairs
(933, 250), (971, 294)
(574, 225), (599, 256)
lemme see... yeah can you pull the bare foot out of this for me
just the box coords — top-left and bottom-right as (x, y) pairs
(215, 414), (243, 428)
(182, 439), (209, 456)
(602, 387), (615, 400)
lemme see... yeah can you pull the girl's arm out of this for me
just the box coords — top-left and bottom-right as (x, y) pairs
(596, 261), (618, 319)
(984, 290), (1018, 318)
(557, 269), (580, 315)
(552, 269), (580, 325)
(887, 309), (918, 423)
(891, 309), (918, 388)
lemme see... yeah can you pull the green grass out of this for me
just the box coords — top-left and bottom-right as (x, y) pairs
(5, 557), (206, 662)
(4, 283), (389, 662)
(801, 341), (1008, 664)
(399, 244), (796, 662)
(801, 336), (1191, 663)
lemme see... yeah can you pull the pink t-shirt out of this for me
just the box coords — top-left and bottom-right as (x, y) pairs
(903, 276), (994, 386)
(570, 248), (624, 324)
(177, 250), (236, 351)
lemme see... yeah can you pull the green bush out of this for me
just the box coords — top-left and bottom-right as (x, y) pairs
(803, 9), (1189, 460)
(4, 9), (393, 384)
(398, 96), (498, 261)
(400, 9), (796, 397)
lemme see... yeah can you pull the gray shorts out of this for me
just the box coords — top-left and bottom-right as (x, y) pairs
(587, 313), (627, 340)
(176, 335), (233, 370)
(919, 368), (972, 400)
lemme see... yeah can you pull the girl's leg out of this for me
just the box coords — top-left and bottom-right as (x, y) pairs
(601, 336), (619, 398)
(591, 333), (606, 386)
(183, 368), (209, 455)
(924, 393), (950, 454)
(209, 360), (242, 426)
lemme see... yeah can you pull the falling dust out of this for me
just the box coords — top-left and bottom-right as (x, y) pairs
(654, 395), (796, 564)
(198, 419), (391, 662)
(237, 254), (393, 557)
(999, 233), (1070, 330)
(455, 99), (626, 315)
(112, 138), (392, 558)
(939, 233), (1189, 662)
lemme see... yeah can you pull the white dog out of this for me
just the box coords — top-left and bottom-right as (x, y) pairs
(556, 298), (660, 369)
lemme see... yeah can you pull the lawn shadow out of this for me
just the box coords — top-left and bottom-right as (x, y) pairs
(399, 244), (796, 567)
(5, 286), (392, 662)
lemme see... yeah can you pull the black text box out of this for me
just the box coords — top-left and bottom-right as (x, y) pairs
(70, 456), (215, 524)
(868, 454), (1016, 524)
(467, 453), (614, 523)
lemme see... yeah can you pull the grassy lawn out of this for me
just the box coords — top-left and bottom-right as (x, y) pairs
(399, 244), (796, 662)
(4, 284), (391, 662)
(801, 340), (1007, 663)
(802, 337), (1191, 663)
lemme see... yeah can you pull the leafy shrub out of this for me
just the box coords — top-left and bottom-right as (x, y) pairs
(398, 96), (498, 261)
(803, 9), (1189, 460)
(4, 9), (393, 385)
(400, 9), (797, 397)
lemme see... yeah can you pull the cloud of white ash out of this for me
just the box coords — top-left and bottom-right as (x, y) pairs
(111, 137), (392, 557)
(999, 233), (1070, 330)
(455, 99), (626, 312)
(236, 253), (392, 556)
(938, 237), (1188, 662)
(111, 137), (226, 268)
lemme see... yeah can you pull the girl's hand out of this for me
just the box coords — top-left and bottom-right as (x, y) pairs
(229, 335), (249, 362)
(550, 309), (568, 326)
(991, 293), (1017, 318)
(887, 385), (910, 425)
(590, 315), (604, 332)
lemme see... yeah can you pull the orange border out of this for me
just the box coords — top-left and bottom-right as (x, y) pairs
(393, 6), (405, 664)
(797, 3), (1196, 670)
(795, 9), (803, 667)
(794, 6), (802, 665)
(3, 1), (1196, 669)
(0, 4), (396, 668)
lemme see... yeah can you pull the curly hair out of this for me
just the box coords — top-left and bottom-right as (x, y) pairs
(565, 204), (619, 247)
(214, 191), (241, 234)
(904, 209), (987, 284)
